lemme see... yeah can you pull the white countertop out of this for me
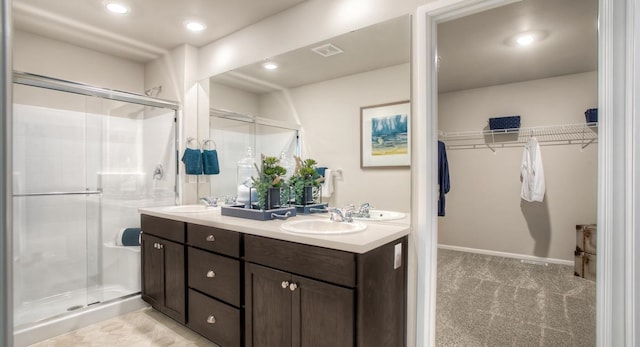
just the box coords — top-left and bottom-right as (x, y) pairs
(138, 206), (410, 254)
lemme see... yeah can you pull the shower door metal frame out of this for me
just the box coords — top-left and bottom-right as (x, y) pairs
(1, 0), (13, 346)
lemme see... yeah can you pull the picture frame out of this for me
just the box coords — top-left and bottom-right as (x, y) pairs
(360, 100), (411, 168)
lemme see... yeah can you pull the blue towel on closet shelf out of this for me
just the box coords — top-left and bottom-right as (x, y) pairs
(181, 148), (203, 175)
(117, 228), (141, 246)
(202, 149), (220, 175)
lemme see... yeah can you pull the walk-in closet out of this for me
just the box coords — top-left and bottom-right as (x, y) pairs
(434, 0), (598, 345)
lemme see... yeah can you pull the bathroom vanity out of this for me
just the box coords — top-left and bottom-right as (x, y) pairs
(139, 207), (409, 347)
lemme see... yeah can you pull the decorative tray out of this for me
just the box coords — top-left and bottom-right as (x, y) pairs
(221, 204), (297, 221)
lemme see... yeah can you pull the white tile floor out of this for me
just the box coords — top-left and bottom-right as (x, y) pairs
(29, 308), (218, 347)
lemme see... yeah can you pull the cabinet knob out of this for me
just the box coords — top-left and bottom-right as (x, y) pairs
(281, 281), (289, 289)
(206, 270), (216, 278)
(153, 242), (159, 249)
(206, 315), (216, 324)
(206, 235), (216, 242)
(289, 283), (298, 292)
(158, 243), (163, 249)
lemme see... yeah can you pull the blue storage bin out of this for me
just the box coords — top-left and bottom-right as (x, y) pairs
(585, 108), (598, 123)
(489, 115), (521, 130)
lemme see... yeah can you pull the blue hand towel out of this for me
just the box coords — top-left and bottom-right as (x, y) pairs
(315, 167), (327, 177)
(117, 227), (141, 246)
(202, 149), (220, 175)
(181, 148), (203, 175)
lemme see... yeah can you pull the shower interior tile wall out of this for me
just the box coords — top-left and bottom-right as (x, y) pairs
(438, 71), (598, 262)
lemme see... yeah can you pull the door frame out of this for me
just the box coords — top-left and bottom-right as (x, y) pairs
(412, 0), (637, 345)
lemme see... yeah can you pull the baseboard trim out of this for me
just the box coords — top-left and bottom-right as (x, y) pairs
(437, 244), (574, 266)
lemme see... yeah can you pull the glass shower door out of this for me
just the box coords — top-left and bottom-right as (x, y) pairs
(12, 85), (102, 327)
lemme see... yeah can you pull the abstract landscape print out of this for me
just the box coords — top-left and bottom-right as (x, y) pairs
(361, 101), (410, 167)
(371, 113), (409, 156)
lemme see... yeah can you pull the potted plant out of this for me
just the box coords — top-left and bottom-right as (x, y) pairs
(288, 156), (323, 205)
(252, 154), (287, 210)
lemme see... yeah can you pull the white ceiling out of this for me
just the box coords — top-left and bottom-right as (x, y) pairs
(211, 15), (411, 94)
(438, 0), (598, 93)
(11, 0), (598, 93)
(12, 0), (307, 62)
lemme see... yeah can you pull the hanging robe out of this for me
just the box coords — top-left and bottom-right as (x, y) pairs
(438, 141), (450, 216)
(521, 137), (545, 202)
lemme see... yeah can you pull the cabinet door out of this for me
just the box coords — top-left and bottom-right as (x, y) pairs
(292, 275), (354, 347)
(141, 233), (185, 323)
(141, 233), (164, 308)
(245, 263), (293, 347)
(162, 238), (186, 323)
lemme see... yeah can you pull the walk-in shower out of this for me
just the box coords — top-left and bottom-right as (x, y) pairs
(11, 72), (178, 346)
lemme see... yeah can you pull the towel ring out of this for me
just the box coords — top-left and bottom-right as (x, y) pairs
(186, 137), (200, 149)
(203, 139), (217, 150)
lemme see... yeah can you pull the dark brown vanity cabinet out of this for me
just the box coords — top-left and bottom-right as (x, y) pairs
(140, 215), (186, 324)
(245, 263), (355, 347)
(141, 214), (407, 347)
(186, 224), (242, 347)
(244, 234), (407, 347)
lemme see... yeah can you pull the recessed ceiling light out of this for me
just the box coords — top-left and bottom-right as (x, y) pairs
(263, 62), (279, 70)
(185, 21), (206, 32)
(506, 30), (548, 47)
(516, 34), (535, 46)
(105, 3), (129, 14)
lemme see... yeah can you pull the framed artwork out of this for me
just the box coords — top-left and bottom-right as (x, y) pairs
(360, 100), (410, 168)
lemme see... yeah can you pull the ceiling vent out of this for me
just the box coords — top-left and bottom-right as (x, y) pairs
(311, 43), (344, 57)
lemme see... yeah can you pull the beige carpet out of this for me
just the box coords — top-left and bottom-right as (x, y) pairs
(436, 248), (596, 346)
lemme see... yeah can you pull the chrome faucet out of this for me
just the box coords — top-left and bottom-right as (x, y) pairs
(200, 197), (218, 207)
(328, 207), (353, 223)
(356, 202), (371, 218)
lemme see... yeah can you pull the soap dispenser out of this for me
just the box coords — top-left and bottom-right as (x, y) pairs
(236, 147), (257, 207)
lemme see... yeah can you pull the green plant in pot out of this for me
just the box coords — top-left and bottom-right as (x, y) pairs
(288, 156), (323, 205)
(252, 154), (287, 210)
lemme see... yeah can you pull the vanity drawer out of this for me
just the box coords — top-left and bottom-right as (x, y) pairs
(187, 289), (241, 347)
(187, 224), (240, 257)
(188, 247), (241, 306)
(141, 214), (185, 243)
(244, 234), (356, 287)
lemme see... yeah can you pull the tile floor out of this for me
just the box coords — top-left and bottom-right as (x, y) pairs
(31, 249), (596, 347)
(29, 308), (218, 347)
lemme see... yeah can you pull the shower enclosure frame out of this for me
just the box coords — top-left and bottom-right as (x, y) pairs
(11, 71), (180, 346)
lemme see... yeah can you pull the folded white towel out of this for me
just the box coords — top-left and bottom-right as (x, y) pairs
(322, 169), (333, 198)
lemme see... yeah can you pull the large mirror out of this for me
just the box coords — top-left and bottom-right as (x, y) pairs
(201, 15), (412, 212)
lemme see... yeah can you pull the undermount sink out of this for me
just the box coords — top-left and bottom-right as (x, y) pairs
(281, 219), (367, 235)
(354, 210), (406, 221)
(161, 205), (218, 213)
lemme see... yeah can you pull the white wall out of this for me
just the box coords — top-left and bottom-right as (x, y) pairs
(438, 71), (598, 261)
(260, 63), (411, 212)
(13, 30), (144, 93)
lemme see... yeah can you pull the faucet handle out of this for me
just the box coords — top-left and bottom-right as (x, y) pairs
(200, 197), (218, 207)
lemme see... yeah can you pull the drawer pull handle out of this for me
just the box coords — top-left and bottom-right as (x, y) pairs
(206, 315), (216, 324)
(289, 283), (298, 292)
(206, 270), (216, 278)
(206, 235), (216, 242)
(281, 281), (289, 289)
